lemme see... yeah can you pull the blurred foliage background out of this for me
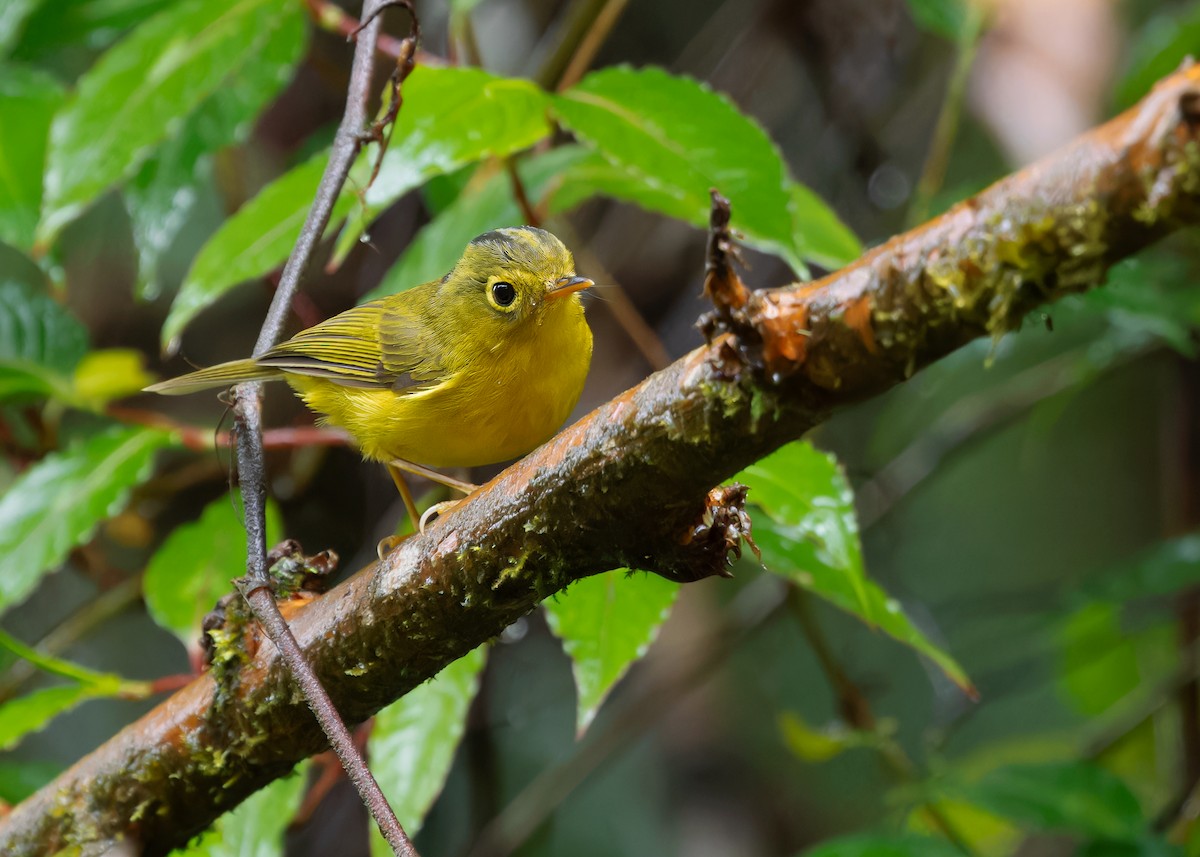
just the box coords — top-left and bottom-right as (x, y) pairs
(3, 0), (1200, 855)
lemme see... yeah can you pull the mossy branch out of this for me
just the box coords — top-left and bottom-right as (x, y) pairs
(4, 62), (1200, 857)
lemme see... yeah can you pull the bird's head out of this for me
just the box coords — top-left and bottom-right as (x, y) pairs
(446, 226), (592, 325)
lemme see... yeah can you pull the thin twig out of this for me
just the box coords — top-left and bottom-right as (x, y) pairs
(303, 0), (444, 67)
(556, 0), (630, 91)
(907, 5), (987, 226)
(107, 405), (350, 452)
(532, 0), (610, 89)
(232, 2), (419, 855)
(788, 588), (974, 855)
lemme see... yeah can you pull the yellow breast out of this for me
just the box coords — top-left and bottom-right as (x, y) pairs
(285, 298), (593, 469)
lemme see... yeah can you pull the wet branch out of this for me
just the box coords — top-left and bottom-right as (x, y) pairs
(3, 61), (1200, 857)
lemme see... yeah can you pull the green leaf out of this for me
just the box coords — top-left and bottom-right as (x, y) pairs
(1081, 255), (1200, 357)
(0, 684), (99, 751)
(789, 181), (861, 269)
(38, 0), (302, 247)
(778, 710), (874, 763)
(0, 425), (173, 612)
(126, 0), (305, 299)
(0, 280), (88, 402)
(553, 66), (851, 274)
(0, 65), (63, 252)
(368, 146), (595, 301)
(163, 152), (337, 352)
(11, 0), (176, 61)
(345, 67), (551, 248)
(1057, 603), (1140, 716)
(171, 67), (551, 348)
(0, 0), (44, 56)
(1115, 6), (1200, 110)
(0, 626), (130, 686)
(0, 759), (61, 803)
(177, 762), (309, 856)
(1081, 534), (1200, 605)
(545, 570), (678, 733)
(803, 833), (963, 857)
(70, 348), (155, 406)
(1077, 837), (1184, 857)
(905, 0), (971, 41)
(144, 496), (282, 648)
(367, 645), (486, 849)
(740, 442), (972, 693)
(958, 762), (1144, 840)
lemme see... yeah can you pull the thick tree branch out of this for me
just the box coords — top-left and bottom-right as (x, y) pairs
(4, 63), (1200, 857)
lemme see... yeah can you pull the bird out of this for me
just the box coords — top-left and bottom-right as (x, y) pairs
(147, 226), (594, 534)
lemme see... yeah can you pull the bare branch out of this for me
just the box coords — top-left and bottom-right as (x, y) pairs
(3, 61), (1200, 857)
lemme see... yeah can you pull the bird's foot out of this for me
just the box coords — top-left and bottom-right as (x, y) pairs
(376, 533), (411, 561)
(419, 500), (462, 532)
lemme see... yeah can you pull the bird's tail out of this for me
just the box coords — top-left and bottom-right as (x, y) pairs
(144, 359), (282, 395)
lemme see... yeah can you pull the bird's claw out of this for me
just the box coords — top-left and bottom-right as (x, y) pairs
(418, 500), (461, 533)
(376, 533), (409, 561)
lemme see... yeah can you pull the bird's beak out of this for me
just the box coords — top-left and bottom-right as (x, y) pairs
(547, 275), (593, 300)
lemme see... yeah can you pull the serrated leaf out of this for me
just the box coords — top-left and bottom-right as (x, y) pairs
(957, 762), (1144, 840)
(803, 833), (964, 857)
(740, 442), (972, 693)
(0, 759), (61, 803)
(170, 67), (551, 348)
(367, 645), (486, 851)
(177, 762), (309, 856)
(553, 66), (852, 274)
(368, 146), (595, 300)
(163, 152), (338, 352)
(126, 0), (305, 299)
(337, 68), (551, 261)
(0, 280), (88, 402)
(38, 0), (301, 247)
(144, 496), (282, 648)
(544, 570), (678, 734)
(0, 425), (173, 612)
(0, 65), (63, 252)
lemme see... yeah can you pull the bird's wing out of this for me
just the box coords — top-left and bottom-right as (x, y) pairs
(256, 291), (452, 392)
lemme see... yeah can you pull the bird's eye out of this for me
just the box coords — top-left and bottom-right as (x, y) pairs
(491, 281), (517, 308)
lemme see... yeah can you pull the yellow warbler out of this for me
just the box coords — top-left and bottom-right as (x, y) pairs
(147, 226), (593, 526)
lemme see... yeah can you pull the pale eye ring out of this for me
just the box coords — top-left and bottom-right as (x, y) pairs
(491, 281), (516, 307)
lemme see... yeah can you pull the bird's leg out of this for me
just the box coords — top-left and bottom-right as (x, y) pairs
(389, 458), (478, 534)
(387, 464), (423, 525)
(379, 464), (423, 559)
(388, 458), (478, 495)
